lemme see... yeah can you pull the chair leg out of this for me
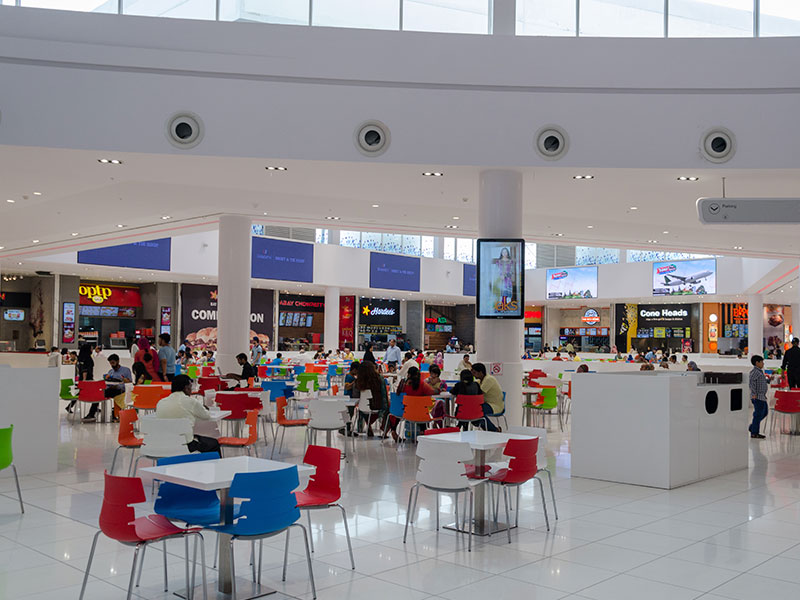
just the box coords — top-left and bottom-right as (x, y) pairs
(503, 487), (512, 544)
(335, 504), (355, 570)
(127, 449), (137, 477)
(197, 534), (208, 600)
(110, 446), (120, 475)
(411, 485), (420, 523)
(190, 534), (198, 600)
(163, 539), (169, 592)
(306, 509), (315, 553)
(213, 532), (218, 569)
(403, 484), (417, 543)
(544, 469), (558, 520)
(295, 524), (317, 600)
(229, 538), (237, 600)
(251, 540), (257, 582)
(282, 529), (291, 581)
(79, 530), (101, 600)
(11, 464), (23, 514)
(515, 485), (521, 528)
(468, 488), (473, 552)
(126, 544), (142, 600)
(435, 492), (440, 531)
(184, 536), (191, 599)
(258, 540), (263, 585)
(454, 492), (459, 529)
(136, 543), (146, 587)
(536, 476), (550, 531)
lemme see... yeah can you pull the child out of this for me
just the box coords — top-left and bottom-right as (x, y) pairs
(748, 355), (769, 439)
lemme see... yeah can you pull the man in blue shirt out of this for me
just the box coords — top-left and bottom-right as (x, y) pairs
(104, 353), (132, 422)
(158, 333), (177, 382)
(384, 339), (402, 369)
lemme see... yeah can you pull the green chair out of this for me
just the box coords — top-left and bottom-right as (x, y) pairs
(531, 387), (561, 431)
(0, 425), (24, 513)
(59, 378), (78, 401)
(186, 365), (199, 379)
(296, 373), (320, 394)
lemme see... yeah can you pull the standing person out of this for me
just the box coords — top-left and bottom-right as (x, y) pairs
(363, 342), (377, 364)
(47, 346), (60, 368)
(135, 338), (162, 382)
(130, 338), (140, 361)
(103, 354), (132, 422)
(781, 338), (800, 388)
(471, 363), (503, 432)
(383, 339), (401, 369)
(749, 355), (769, 439)
(250, 337), (263, 366)
(157, 333), (177, 382)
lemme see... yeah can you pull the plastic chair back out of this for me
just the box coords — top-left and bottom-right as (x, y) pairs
(403, 395), (434, 423)
(257, 365), (269, 379)
(222, 467), (301, 536)
(331, 384), (339, 396)
(0, 425), (14, 471)
(186, 366), (199, 379)
(308, 399), (348, 429)
(415, 437), (473, 489)
(327, 365), (339, 378)
(388, 393), (405, 419)
(118, 409), (141, 446)
(357, 390), (374, 413)
(454, 395), (485, 421)
(200, 366), (215, 377)
(538, 387), (558, 409)
(276, 396), (304, 425)
(100, 471), (147, 543)
(216, 392), (260, 420)
(420, 363), (430, 373)
(78, 381), (106, 403)
(242, 409), (260, 444)
(423, 427), (461, 435)
(293, 365), (306, 376)
(139, 417), (192, 459)
(132, 385), (170, 410)
(302, 445), (342, 502)
(495, 438), (539, 484)
(154, 453), (220, 523)
(60, 378), (78, 400)
(198, 377), (222, 393)
(508, 426), (546, 469)
(775, 391), (800, 413)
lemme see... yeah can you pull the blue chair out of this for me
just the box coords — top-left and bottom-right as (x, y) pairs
(293, 365), (306, 376)
(154, 453), (223, 526)
(382, 393), (406, 440)
(488, 392), (508, 430)
(326, 364), (340, 390)
(420, 363), (430, 373)
(209, 467), (316, 599)
(261, 380), (293, 401)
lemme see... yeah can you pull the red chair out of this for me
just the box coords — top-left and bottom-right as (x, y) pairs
(79, 472), (208, 600)
(110, 409), (143, 476)
(198, 376), (222, 394)
(218, 409), (260, 457)
(770, 390), (800, 434)
(446, 395), (488, 431)
(488, 437), (549, 542)
(295, 445), (355, 569)
(200, 366), (216, 377)
(257, 365), (270, 379)
(75, 381), (106, 422)
(527, 370), (548, 385)
(424, 428), (489, 478)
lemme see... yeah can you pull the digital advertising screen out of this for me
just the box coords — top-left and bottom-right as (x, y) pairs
(78, 238), (171, 271)
(463, 263), (477, 297)
(3, 309), (24, 321)
(251, 237), (314, 283)
(476, 239), (524, 319)
(369, 252), (420, 292)
(546, 266), (598, 300)
(652, 258), (717, 296)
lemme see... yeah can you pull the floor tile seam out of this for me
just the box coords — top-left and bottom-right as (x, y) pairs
(368, 564), (494, 596)
(699, 550), (798, 598)
(596, 571), (715, 597)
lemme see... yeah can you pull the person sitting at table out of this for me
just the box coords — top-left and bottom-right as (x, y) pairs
(471, 363), (502, 432)
(223, 353), (256, 383)
(69, 344), (97, 419)
(425, 364), (447, 393)
(103, 353), (132, 422)
(398, 352), (418, 379)
(132, 361), (148, 385)
(156, 374), (220, 453)
(552, 352), (564, 361)
(687, 361), (701, 372)
(456, 354), (472, 372)
(355, 361), (387, 437)
(640, 363), (655, 371)
(135, 337), (162, 382)
(450, 369), (482, 430)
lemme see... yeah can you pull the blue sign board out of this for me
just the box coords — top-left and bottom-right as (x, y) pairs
(369, 252), (420, 292)
(463, 263), (477, 297)
(78, 238), (171, 271)
(251, 237), (314, 283)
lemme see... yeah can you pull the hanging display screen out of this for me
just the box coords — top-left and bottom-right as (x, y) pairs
(476, 239), (524, 319)
(546, 266), (598, 300)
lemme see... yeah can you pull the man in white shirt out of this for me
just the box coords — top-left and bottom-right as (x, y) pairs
(398, 352), (419, 379)
(156, 375), (220, 453)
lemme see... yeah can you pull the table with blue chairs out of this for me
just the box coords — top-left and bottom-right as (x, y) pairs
(141, 455), (315, 600)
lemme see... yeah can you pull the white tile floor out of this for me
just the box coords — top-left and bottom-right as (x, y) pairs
(2, 412), (800, 599)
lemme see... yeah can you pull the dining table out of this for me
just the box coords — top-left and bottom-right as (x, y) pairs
(140, 456), (315, 600)
(425, 430), (535, 535)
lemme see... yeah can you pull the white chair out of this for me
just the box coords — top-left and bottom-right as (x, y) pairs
(403, 437), (486, 551)
(132, 417), (192, 475)
(258, 390), (275, 443)
(355, 390), (382, 436)
(307, 399), (353, 459)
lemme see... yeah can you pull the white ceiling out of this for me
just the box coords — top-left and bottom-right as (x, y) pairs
(2, 145), (800, 272)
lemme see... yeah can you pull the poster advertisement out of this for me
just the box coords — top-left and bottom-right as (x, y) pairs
(180, 284), (274, 351)
(339, 296), (355, 347)
(546, 266), (598, 300)
(652, 258), (716, 296)
(62, 323), (75, 344)
(160, 306), (172, 326)
(476, 239), (524, 319)
(764, 304), (785, 351)
(62, 302), (75, 324)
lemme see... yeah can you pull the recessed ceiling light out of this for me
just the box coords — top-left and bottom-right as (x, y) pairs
(677, 176), (700, 181)
(554, 233), (564, 237)
(662, 231), (669, 234)
(98, 159), (123, 165)
(573, 175), (594, 180)
(6, 199), (15, 203)
(452, 216), (460, 220)
(161, 215), (171, 220)
(33, 191), (42, 196)
(32, 239), (39, 243)
(17, 262), (22, 265)
(445, 224), (458, 229)
(733, 245), (743, 250)
(263, 212), (268, 216)
(0, 246), (4, 250)
(586, 225), (594, 229)
(648, 239), (658, 243)
(265, 166), (287, 171)
(629, 206), (638, 210)
(117, 224), (125, 228)
(422, 172), (443, 177)
(71, 232), (79, 236)
(325, 216), (340, 220)
(372, 204), (380, 208)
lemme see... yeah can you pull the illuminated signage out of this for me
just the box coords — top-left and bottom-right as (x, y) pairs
(582, 309), (601, 325)
(425, 317), (448, 324)
(78, 284), (142, 307)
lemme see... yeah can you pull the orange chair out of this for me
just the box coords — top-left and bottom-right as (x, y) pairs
(331, 385), (339, 396)
(271, 397), (310, 459)
(110, 409), (143, 476)
(218, 409), (260, 457)
(75, 381), (106, 422)
(401, 396), (438, 442)
(132, 385), (170, 413)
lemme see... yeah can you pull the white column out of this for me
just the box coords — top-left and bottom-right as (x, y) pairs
(748, 294), (764, 359)
(324, 286), (340, 351)
(793, 269), (800, 343)
(216, 215), (252, 375)
(475, 169), (524, 427)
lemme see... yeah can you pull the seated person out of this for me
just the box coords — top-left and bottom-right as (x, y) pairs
(552, 352), (564, 361)
(156, 375), (220, 453)
(343, 362), (360, 398)
(103, 353), (132, 422)
(471, 363), (503, 432)
(425, 364), (447, 393)
(640, 363), (655, 371)
(398, 352), (418, 378)
(456, 354), (472, 372)
(223, 352), (256, 384)
(132, 361), (148, 385)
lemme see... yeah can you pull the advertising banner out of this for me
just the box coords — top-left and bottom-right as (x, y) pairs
(476, 239), (524, 318)
(359, 298), (401, 325)
(546, 266), (598, 300)
(370, 252), (420, 292)
(180, 284), (274, 351)
(78, 238), (171, 271)
(652, 258), (716, 296)
(339, 296), (355, 347)
(463, 263), (477, 297)
(79, 283), (142, 307)
(764, 304), (786, 350)
(251, 237), (314, 283)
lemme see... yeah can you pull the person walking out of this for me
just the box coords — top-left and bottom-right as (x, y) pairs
(781, 337), (800, 388)
(748, 355), (769, 439)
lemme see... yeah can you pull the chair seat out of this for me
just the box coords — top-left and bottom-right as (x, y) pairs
(281, 418), (310, 427)
(295, 490), (339, 507)
(218, 437), (249, 446)
(119, 439), (144, 448)
(488, 468), (535, 485)
(464, 464), (491, 479)
(158, 504), (239, 527)
(134, 514), (197, 541)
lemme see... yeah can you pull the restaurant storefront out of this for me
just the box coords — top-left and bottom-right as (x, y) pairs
(615, 302), (700, 354)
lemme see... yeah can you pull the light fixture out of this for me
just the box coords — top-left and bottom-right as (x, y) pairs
(161, 215), (171, 220)
(6, 199), (15, 203)
(677, 176), (699, 181)
(422, 172), (443, 177)
(445, 224), (458, 229)
(32, 239), (39, 243)
(554, 233), (564, 237)
(117, 224), (125, 228)
(662, 230), (669, 234)
(648, 239), (658, 243)
(0, 246), (4, 250)
(372, 204), (380, 208)
(586, 225), (594, 229)
(733, 245), (743, 250)
(325, 216), (340, 220)
(71, 232), (79, 236)
(265, 166), (287, 171)
(629, 206), (638, 210)
(98, 159), (123, 165)
(709, 313), (718, 323)
(33, 191), (42, 196)
(263, 212), (268, 216)
(573, 175), (594, 180)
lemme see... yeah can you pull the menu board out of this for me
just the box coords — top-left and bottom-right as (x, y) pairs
(587, 328), (597, 336)
(578, 328), (586, 336)
(62, 302), (76, 324)
(654, 327), (666, 338)
(80, 305), (102, 317)
(118, 307), (136, 318)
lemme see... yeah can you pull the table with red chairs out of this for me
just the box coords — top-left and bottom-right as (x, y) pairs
(141, 456), (315, 600)
(425, 430), (535, 536)
(772, 390), (800, 435)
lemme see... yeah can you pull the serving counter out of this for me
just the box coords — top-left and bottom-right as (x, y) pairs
(571, 371), (749, 489)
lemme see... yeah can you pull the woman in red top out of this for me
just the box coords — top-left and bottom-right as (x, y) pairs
(134, 337), (162, 382)
(403, 366), (436, 397)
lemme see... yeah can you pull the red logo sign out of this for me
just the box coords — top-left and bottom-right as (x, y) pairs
(79, 284), (142, 307)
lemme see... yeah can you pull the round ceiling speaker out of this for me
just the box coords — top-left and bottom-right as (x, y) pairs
(700, 127), (736, 163)
(535, 125), (569, 160)
(354, 120), (390, 157)
(166, 112), (204, 149)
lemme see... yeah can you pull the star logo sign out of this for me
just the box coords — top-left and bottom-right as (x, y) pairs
(362, 305), (371, 316)
(210, 290), (218, 301)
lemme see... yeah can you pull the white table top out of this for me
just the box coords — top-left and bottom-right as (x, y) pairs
(140, 456), (315, 491)
(433, 392), (452, 399)
(424, 430), (534, 450)
(140, 410), (232, 422)
(315, 396), (358, 407)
